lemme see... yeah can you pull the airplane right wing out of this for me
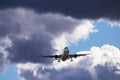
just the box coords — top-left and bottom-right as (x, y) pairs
(69, 53), (90, 58)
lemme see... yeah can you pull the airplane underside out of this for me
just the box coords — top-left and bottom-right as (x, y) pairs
(43, 47), (89, 62)
(57, 56), (73, 62)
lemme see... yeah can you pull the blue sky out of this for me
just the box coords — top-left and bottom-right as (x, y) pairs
(0, 20), (120, 80)
(69, 20), (120, 53)
(0, 65), (20, 80)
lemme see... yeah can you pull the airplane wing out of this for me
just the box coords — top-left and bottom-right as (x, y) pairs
(43, 55), (62, 59)
(69, 53), (90, 58)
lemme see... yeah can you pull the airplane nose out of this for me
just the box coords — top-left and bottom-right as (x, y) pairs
(64, 47), (68, 49)
(64, 47), (69, 52)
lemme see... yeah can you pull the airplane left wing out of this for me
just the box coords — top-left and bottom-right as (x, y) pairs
(43, 55), (62, 59)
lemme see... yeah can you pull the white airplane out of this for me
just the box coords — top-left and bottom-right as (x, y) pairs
(43, 47), (90, 62)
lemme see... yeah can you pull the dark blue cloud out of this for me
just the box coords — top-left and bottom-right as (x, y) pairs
(0, 8), (80, 64)
(0, 0), (120, 19)
(95, 64), (120, 80)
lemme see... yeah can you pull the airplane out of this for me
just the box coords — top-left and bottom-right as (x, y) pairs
(43, 47), (90, 62)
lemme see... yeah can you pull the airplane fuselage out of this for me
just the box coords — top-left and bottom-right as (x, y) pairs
(61, 48), (70, 61)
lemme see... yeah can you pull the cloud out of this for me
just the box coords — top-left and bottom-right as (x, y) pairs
(0, 0), (120, 19)
(0, 37), (11, 71)
(105, 20), (120, 27)
(52, 20), (97, 52)
(0, 51), (5, 71)
(0, 8), (96, 66)
(96, 19), (120, 27)
(17, 45), (120, 80)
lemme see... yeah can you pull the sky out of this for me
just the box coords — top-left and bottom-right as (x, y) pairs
(0, 0), (120, 80)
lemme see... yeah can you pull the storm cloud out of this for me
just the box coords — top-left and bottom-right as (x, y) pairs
(0, 8), (96, 65)
(0, 0), (120, 19)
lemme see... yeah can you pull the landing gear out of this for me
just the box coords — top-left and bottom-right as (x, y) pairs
(70, 59), (73, 62)
(58, 59), (60, 62)
(70, 57), (73, 62)
(58, 60), (60, 62)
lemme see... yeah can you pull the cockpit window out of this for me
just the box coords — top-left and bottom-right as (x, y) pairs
(64, 47), (68, 51)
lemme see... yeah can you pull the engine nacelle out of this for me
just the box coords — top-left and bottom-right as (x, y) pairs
(74, 54), (77, 58)
(55, 55), (58, 59)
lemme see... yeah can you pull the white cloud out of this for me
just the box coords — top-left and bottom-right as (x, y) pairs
(52, 20), (98, 52)
(0, 37), (12, 71)
(107, 20), (120, 27)
(17, 44), (120, 80)
(96, 18), (120, 27)
(91, 45), (120, 67)
(17, 63), (50, 80)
